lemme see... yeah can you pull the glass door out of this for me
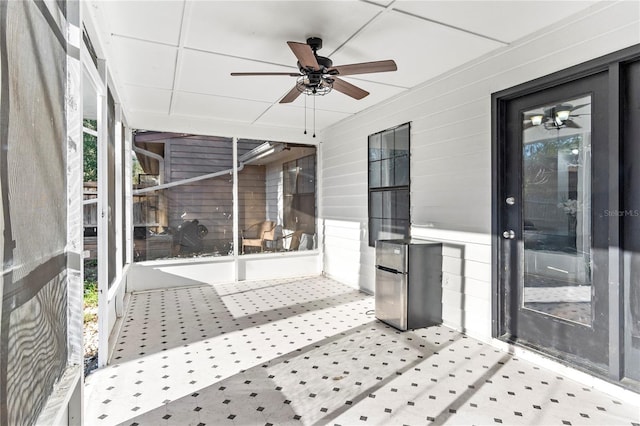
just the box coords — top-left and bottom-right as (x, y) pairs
(501, 72), (610, 369)
(623, 60), (640, 381)
(521, 94), (593, 325)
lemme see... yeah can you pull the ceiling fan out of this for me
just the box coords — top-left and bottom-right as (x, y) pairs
(231, 37), (397, 103)
(523, 103), (589, 130)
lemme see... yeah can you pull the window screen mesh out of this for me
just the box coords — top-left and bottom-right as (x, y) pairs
(1, 1), (69, 424)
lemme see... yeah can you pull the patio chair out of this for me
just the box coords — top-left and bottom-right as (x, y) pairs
(241, 220), (276, 253)
(281, 229), (304, 251)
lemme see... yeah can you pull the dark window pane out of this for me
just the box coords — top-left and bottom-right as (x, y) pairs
(370, 191), (383, 218)
(283, 154), (316, 235)
(369, 218), (382, 246)
(379, 218), (400, 241)
(382, 190), (393, 219)
(395, 124), (409, 155)
(380, 158), (393, 187)
(394, 155), (409, 186)
(381, 129), (394, 159)
(299, 176), (311, 194)
(294, 193), (316, 234)
(283, 195), (294, 229)
(296, 158), (305, 192)
(367, 123), (410, 247)
(369, 133), (382, 161)
(392, 219), (410, 239)
(284, 161), (297, 194)
(375, 218), (390, 241)
(369, 161), (381, 188)
(396, 189), (410, 220)
(298, 156), (314, 193)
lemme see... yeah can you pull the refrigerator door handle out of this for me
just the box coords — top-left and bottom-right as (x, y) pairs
(376, 265), (402, 274)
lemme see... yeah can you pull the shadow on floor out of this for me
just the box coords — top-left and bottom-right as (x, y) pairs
(112, 277), (371, 364)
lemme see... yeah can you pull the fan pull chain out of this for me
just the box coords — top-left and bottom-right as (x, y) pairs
(303, 95), (307, 135)
(313, 96), (316, 138)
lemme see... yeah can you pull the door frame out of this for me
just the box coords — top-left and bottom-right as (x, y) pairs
(491, 44), (640, 384)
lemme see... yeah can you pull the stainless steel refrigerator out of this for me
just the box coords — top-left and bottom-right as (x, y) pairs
(375, 239), (443, 331)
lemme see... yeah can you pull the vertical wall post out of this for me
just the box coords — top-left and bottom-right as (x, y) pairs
(66, 0), (84, 371)
(232, 137), (239, 281)
(125, 128), (133, 266)
(66, 0), (84, 422)
(97, 58), (109, 368)
(114, 104), (123, 277)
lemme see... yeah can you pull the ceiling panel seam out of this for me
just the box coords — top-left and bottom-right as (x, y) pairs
(328, 0), (397, 58)
(391, 8), (509, 45)
(182, 46), (298, 71)
(111, 33), (177, 48)
(168, 1), (191, 116)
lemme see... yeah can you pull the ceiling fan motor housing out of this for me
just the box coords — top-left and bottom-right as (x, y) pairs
(297, 55), (333, 76)
(306, 37), (323, 51)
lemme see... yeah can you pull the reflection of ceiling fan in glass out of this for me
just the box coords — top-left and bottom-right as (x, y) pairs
(523, 103), (589, 130)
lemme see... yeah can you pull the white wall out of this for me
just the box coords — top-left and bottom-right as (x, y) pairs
(126, 258), (236, 292)
(321, 1), (640, 340)
(126, 252), (321, 292)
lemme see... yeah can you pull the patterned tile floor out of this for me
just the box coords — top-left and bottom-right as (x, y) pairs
(84, 276), (640, 426)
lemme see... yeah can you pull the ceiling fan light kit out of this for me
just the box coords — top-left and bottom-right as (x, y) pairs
(231, 37), (398, 136)
(523, 103), (587, 131)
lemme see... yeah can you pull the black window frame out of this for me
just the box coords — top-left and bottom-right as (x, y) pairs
(368, 122), (411, 247)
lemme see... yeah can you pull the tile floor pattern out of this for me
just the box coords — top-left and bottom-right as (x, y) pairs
(84, 276), (640, 426)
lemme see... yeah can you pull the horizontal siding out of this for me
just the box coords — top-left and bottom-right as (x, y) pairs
(238, 165), (266, 231)
(162, 137), (266, 250)
(320, 1), (640, 339)
(416, 227), (493, 336)
(322, 219), (364, 289)
(322, 183), (364, 198)
(168, 138), (233, 181)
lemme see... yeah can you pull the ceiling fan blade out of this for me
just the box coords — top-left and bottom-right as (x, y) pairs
(331, 77), (369, 100)
(231, 72), (300, 77)
(328, 60), (397, 76)
(287, 41), (320, 71)
(570, 103), (590, 112)
(280, 85), (302, 104)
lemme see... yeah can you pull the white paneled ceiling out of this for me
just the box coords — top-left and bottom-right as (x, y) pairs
(85, 0), (598, 139)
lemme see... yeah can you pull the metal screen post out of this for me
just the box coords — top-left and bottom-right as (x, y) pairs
(232, 137), (239, 280)
(114, 104), (123, 277)
(124, 127), (133, 265)
(96, 58), (109, 368)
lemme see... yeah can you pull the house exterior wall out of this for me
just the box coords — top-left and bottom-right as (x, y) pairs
(320, 1), (640, 340)
(167, 136), (235, 253)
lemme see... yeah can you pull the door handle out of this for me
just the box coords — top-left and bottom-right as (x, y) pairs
(502, 230), (515, 239)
